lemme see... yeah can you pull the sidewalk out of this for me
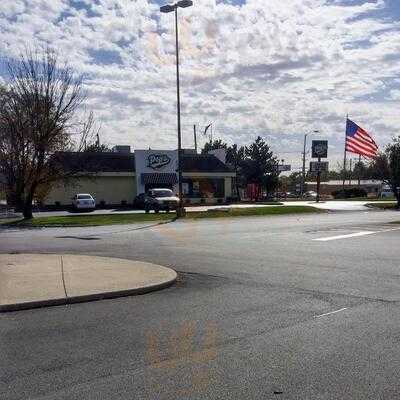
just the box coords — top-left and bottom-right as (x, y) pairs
(0, 254), (177, 311)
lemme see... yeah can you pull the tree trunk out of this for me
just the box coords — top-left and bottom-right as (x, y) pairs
(235, 167), (241, 201)
(23, 193), (34, 219)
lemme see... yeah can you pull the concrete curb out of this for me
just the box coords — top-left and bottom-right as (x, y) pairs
(0, 275), (177, 312)
(0, 254), (177, 312)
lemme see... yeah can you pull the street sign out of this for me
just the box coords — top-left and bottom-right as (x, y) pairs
(312, 140), (328, 158)
(310, 161), (329, 173)
(277, 164), (291, 172)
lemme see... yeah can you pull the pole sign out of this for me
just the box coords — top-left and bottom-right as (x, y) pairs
(310, 161), (329, 173)
(312, 140), (328, 159)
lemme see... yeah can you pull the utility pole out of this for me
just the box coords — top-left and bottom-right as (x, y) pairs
(160, 0), (193, 217)
(193, 124), (197, 153)
(316, 155), (321, 203)
(301, 130), (319, 196)
(349, 158), (353, 186)
(301, 134), (307, 196)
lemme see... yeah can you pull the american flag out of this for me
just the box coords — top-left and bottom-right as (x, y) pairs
(345, 119), (378, 158)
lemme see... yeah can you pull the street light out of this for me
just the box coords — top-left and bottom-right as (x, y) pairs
(160, 0), (193, 217)
(301, 130), (319, 196)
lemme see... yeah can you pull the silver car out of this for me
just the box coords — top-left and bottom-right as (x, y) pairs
(72, 193), (96, 211)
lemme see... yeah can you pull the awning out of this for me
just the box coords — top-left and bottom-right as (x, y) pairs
(141, 173), (178, 185)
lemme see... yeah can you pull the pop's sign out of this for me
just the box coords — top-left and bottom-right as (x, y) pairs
(147, 154), (171, 170)
(312, 140), (328, 159)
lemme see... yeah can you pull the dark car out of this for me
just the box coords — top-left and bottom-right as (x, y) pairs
(133, 193), (147, 209)
(143, 189), (179, 213)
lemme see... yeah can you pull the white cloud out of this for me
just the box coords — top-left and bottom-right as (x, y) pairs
(390, 89), (400, 100)
(0, 0), (399, 169)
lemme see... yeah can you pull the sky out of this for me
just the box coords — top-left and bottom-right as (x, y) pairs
(0, 0), (399, 171)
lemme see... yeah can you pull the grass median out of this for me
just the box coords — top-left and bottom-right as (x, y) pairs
(6, 205), (323, 227)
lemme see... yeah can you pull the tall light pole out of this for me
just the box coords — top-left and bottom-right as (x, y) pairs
(301, 130), (319, 196)
(160, 0), (193, 217)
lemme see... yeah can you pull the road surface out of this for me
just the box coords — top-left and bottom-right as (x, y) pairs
(1, 209), (399, 399)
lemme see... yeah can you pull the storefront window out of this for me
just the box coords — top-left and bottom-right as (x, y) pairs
(183, 178), (225, 198)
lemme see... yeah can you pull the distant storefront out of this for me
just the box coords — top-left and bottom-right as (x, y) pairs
(44, 147), (235, 207)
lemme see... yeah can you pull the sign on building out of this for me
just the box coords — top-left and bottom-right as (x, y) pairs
(135, 150), (178, 194)
(312, 140), (328, 159)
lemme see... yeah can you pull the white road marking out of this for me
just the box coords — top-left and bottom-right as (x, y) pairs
(313, 227), (400, 242)
(315, 308), (347, 318)
(313, 231), (375, 241)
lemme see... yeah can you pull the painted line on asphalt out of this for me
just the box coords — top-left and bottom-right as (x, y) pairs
(315, 308), (347, 318)
(313, 231), (375, 241)
(313, 227), (400, 242)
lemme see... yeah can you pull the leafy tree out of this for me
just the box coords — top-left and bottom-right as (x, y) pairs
(0, 48), (94, 219)
(201, 139), (227, 154)
(244, 136), (279, 193)
(280, 172), (303, 192)
(202, 136), (279, 196)
(353, 160), (367, 180)
(226, 143), (245, 198)
(84, 142), (111, 153)
(370, 136), (400, 207)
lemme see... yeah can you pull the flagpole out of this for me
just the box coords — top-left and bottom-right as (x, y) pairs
(342, 115), (348, 190)
(357, 154), (361, 187)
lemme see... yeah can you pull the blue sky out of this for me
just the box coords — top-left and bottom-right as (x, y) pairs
(0, 0), (399, 169)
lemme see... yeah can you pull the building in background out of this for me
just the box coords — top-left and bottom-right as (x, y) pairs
(44, 146), (235, 207)
(305, 180), (388, 197)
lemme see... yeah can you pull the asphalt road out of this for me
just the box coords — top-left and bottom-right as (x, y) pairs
(1, 209), (400, 399)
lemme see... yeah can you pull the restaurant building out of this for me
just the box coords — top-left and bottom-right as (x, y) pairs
(44, 146), (236, 207)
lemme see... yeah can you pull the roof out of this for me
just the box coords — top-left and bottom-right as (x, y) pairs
(54, 151), (136, 173)
(55, 151), (233, 174)
(181, 153), (233, 173)
(141, 173), (178, 185)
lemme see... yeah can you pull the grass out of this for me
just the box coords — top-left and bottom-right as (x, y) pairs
(365, 202), (398, 210)
(5, 205), (322, 227)
(187, 205), (321, 219)
(330, 197), (396, 202)
(0, 217), (21, 225)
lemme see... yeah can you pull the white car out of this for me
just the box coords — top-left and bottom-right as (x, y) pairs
(72, 193), (96, 211)
(380, 186), (394, 198)
(304, 190), (318, 199)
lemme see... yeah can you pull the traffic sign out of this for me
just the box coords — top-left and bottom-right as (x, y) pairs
(310, 161), (329, 173)
(312, 140), (328, 158)
(277, 164), (291, 172)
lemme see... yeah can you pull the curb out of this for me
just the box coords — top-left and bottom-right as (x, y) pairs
(0, 272), (177, 313)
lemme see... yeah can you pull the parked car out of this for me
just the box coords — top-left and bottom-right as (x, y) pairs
(71, 193), (96, 211)
(133, 193), (147, 209)
(286, 192), (299, 198)
(303, 191), (317, 199)
(380, 186), (394, 198)
(144, 189), (179, 213)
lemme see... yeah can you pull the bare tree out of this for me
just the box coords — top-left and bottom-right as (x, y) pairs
(0, 47), (94, 219)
